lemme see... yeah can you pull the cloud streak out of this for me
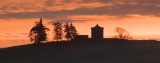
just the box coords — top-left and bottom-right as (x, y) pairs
(0, 0), (160, 19)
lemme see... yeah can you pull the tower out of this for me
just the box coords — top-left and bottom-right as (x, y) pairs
(91, 24), (104, 39)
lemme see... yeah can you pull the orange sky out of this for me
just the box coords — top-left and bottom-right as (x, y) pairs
(0, 0), (160, 48)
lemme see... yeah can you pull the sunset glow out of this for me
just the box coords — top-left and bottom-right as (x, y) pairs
(0, 0), (160, 48)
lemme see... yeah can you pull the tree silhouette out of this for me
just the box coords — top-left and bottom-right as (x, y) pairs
(64, 22), (71, 40)
(29, 18), (50, 44)
(64, 23), (78, 40)
(113, 27), (132, 40)
(69, 23), (78, 39)
(53, 22), (63, 41)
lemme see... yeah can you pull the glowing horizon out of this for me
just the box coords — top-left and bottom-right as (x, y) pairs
(1, 0), (160, 48)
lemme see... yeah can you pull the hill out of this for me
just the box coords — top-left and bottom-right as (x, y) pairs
(1, 39), (160, 63)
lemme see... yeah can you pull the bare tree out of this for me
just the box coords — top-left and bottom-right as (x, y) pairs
(53, 22), (63, 41)
(29, 18), (50, 44)
(113, 27), (132, 40)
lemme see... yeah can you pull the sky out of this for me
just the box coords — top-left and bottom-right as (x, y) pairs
(0, 0), (160, 48)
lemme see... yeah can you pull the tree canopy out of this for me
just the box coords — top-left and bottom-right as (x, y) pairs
(64, 22), (78, 40)
(113, 27), (132, 40)
(53, 22), (63, 41)
(29, 18), (50, 44)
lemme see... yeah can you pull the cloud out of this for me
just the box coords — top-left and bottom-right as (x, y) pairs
(21, 33), (28, 35)
(0, 0), (160, 20)
(0, 0), (45, 14)
(5, 33), (12, 35)
(48, 18), (92, 23)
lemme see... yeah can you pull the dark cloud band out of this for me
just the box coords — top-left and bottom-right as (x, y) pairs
(0, 0), (160, 19)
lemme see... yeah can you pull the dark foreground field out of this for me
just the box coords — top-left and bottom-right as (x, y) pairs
(1, 39), (160, 63)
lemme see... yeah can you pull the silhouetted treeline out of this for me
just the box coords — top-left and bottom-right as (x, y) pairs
(29, 18), (78, 43)
(29, 18), (133, 44)
(53, 22), (78, 41)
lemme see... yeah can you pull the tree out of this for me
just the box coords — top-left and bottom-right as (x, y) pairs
(113, 27), (132, 40)
(29, 18), (50, 44)
(53, 22), (63, 41)
(64, 23), (78, 40)
(64, 22), (71, 40)
(69, 23), (78, 39)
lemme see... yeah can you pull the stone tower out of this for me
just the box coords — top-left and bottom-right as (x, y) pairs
(91, 24), (104, 39)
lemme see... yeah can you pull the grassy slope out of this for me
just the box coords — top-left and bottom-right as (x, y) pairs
(1, 40), (160, 63)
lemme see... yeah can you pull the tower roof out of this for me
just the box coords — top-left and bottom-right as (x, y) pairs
(92, 24), (103, 28)
(95, 24), (100, 27)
